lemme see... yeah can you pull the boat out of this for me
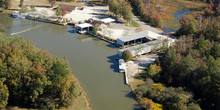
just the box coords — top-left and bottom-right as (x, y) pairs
(11, 13), (19, 18)
(119, 59), (126, 73)
(11, 14), (25, 19)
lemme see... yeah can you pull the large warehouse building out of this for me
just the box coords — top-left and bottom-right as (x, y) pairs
(116, 30), (167, 47)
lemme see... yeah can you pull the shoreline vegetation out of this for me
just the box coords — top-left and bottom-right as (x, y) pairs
(0, 31), (91, 110)
(129, 0), (208, 30)
(128, 0), (220, 109)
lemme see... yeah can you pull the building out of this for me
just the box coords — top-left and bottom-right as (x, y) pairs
(100, 18), (115, 24)
(117, 30), (168, 47)
(76, 23), (92, 34)
(118, 39), (175, 57)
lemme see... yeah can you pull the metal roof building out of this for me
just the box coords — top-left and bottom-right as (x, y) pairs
(118, 38), (175, 57)
(76, 23), (92, 34)
(117, 30), (167, 46)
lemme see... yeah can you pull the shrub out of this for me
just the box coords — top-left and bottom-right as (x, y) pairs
(0, 80), (9, 109)
(122, 50), (132, 62)
(19, 6), (29, 13)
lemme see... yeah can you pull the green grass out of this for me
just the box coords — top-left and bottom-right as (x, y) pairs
(129, 19), (140, 27)
(0, 9), (4, 12)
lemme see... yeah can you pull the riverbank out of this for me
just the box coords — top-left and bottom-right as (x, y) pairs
(0, 13), (91, 110)
(62, 74), (91, 110)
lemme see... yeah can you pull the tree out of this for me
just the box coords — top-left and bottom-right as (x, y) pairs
(108, 0), (120, 16)
(147, 64), (161, 82)
(0, 80), (9, 109)
(0, 33), (77, 109)
(211, 44), (220, 58)
(56, 5), (62, 16)
(119, 1), (133, 22)
(188, 103), (202, 110)
(62, 8), (66, 16)
(141, 98), (153, 110)
(122, 50), (132, 62)
(194, 38), (211, 56)
(19, 0), (24, 7)
(48, 0), (56, 7)
(3, 0), (11, 9)
(176, 15), (196, 36)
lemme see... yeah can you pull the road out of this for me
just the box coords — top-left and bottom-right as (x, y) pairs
(133, 16), (176, 39)
(133, 16), (162, 34)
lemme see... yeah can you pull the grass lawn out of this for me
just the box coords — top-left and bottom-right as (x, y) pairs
(129, 19), (140, 27)
(130, 78), (145, 91)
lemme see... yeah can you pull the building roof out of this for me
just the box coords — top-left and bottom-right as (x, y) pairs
(76, 23), (92, 28)
(117, 30), (167, 43)
(100, 18), (115, 23)
(118, 39), (163, 53)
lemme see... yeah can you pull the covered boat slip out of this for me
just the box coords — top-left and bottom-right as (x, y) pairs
(76, 23), (92, 34)
(116, 30), (167, 46)
(118, 38), (175, 57)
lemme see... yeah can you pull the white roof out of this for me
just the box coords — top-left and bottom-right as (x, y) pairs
(101, 18), (115, 23)
(76, 23), (92, 28)
(117, 30), (167, 42)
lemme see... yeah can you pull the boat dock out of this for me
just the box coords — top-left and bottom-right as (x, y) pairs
(124, 66), (129, 85)
(11, 13), (68, 26)
(87, 31), (120, 47)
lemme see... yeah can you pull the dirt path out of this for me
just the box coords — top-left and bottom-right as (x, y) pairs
(126, 54), (159, 83)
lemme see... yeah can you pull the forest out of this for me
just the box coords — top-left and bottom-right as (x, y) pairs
(0, 32), (79, 109)
(133, 0), (220, 110)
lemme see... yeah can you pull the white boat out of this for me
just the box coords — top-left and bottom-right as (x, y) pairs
(119, 59), (126, 73)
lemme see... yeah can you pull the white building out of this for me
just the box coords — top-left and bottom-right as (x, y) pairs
(118, 38), (175, 57)
(117, 30), (168, 47)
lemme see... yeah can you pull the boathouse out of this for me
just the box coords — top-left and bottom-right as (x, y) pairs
(116, 30), (167, 46)
(118, 38), (175, 57)
(76, 23), (92, 34)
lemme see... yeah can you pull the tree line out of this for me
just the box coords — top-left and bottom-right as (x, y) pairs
(129, 0), (164, 27)
(133, 3), (220, 109)
(108, 0), (133, 23)
(0, 31), (78, 109)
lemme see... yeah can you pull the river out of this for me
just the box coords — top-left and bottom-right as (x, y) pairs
(0, 13), (141, 110)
